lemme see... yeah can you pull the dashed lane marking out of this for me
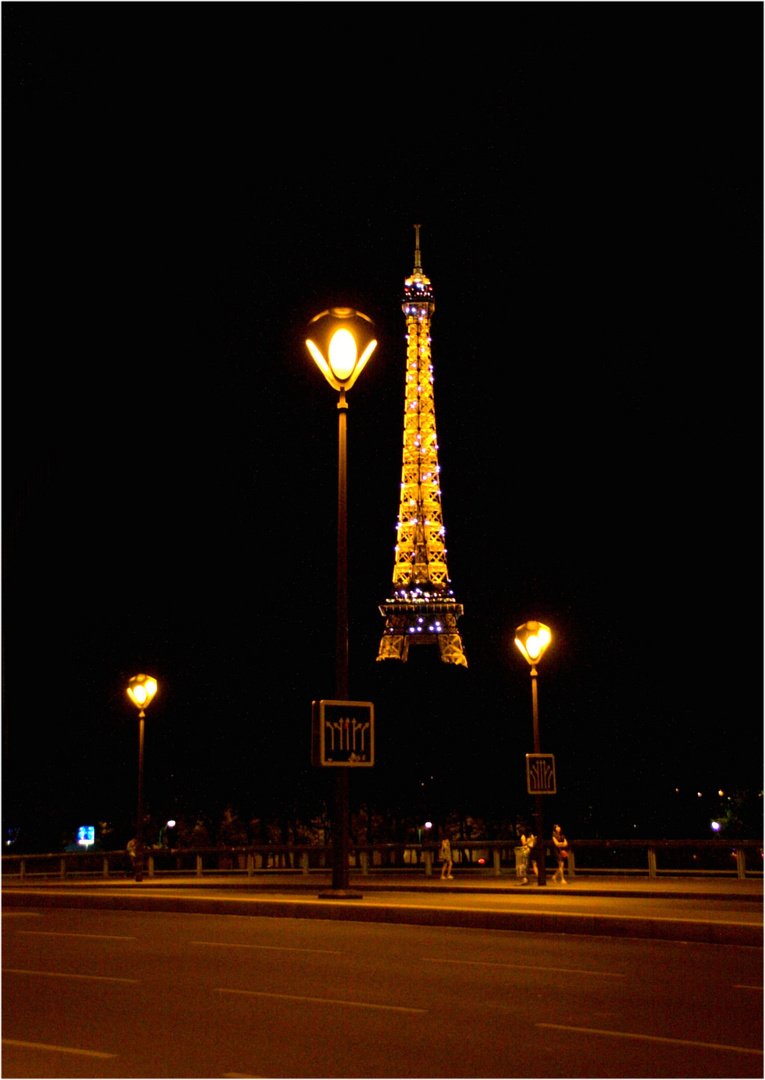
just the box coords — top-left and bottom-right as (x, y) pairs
(192, 941), (341, 953)
(216, 988), (426, 1013)
(3, 968), (138, 983)
(17, 930), (136, 940)
(425, 957), (625, 977)
(2, 1038), (116, 1059)
(537, 1023), (763, 1056)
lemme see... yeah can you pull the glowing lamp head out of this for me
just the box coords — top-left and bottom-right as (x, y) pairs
(328, 329), (357, 381)
(514, 621), (552, 667)
(126, 674), (158, 713)
(306, 307), (377, 391)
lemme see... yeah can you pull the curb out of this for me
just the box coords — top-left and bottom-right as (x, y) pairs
(3, 887), (761, 947)
(4, 874), (762, 901)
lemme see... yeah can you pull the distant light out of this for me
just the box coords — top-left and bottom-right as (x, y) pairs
(718, 790), (724, 797)
(697, 792), (702, 798)
(167, 820), (176, 829)
(424, 821), (432, 830)
(478, 858), (485, 865)
(711, 821), (721, 832)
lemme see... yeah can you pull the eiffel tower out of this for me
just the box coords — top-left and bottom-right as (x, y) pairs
(377, 226), (467, 667)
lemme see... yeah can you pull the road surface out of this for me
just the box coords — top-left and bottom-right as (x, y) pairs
(3, 905), (762, 1077)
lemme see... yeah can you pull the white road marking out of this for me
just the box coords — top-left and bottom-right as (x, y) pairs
(537, 1023), (763, 1056)
(17, 930), (136, 940)
(733, 984), (763, 990)
(3, 968), (138, 983)
(2, 1038), (116, 1059)
(216, 988), (427, 1013)
(192, 941), (341, 954)
(425, 957), (625, 977)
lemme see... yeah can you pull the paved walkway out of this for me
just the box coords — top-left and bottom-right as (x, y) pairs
(4, 872), (762, 947)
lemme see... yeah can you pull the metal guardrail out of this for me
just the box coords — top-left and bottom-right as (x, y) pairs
(2, 839), (762, 881)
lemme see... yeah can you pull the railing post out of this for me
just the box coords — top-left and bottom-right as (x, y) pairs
(301, 852), (310, 875)
(147, 854), (154, 878)
(647, 848), (657, 878)
(196, 853), (203, 877)
(60, 856), (66, 878)
(20, 859), (25, 879)
(103, 856), (109, 878)
(360, 851), (369, 876)
(424, 850), (433, 876)
(247, 853), (254, 877)
(736, 849), (746, 880)
(493, 849), (501, 876)
(568, 849), (576, 878)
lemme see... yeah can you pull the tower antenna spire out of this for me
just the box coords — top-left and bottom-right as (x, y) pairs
(413, 223), (422, 270)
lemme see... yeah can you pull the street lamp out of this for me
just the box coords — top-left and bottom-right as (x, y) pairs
(159, 819), (176, 847)
(126, 674), (158, 882)
(514, 621), (551, 886)
(307, 307), (377, 898)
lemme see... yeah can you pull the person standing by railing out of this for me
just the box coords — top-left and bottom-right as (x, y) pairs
(519, 831), (538, 885)
(126, 838), (137, 878)
(552, 824), (569, 884)
(439, 835), (453, 880)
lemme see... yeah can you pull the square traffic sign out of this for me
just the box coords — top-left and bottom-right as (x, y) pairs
(312, 700), (374, 767)
(526, 753), (556, 794)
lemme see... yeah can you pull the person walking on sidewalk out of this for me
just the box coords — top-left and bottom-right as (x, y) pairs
(439, 835), (453, 880)
(552, 824), (569, 884)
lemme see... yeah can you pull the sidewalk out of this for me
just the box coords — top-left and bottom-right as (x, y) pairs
(3, 872), (762, 947)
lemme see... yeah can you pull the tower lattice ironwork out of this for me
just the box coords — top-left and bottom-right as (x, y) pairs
(377, 226), (467, 667)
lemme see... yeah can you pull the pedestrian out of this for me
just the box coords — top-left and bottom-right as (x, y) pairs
(439, 835), (453, 880)
(126, 837), (137, 877)
(552, 823), (569, 884)
(519, 831), (537, 884)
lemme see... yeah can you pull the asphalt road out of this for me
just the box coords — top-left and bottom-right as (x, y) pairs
(2, 906), (762, 1078)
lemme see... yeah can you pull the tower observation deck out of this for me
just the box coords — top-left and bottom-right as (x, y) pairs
(376, 226), (467, 666)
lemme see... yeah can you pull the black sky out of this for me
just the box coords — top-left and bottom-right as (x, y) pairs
(3, 5), (762, 848)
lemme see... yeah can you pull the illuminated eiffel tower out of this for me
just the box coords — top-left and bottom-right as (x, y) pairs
(377, 226), (467, 667)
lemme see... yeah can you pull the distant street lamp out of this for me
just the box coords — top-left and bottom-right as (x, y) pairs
(307, 307), (377, 898)
(159, 819), (176, 847)
(126, 674), (158, 883)
(514, 622), (552, 886)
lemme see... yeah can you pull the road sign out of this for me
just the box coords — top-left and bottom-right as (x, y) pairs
(312, 700), (374, 767)
(526, 753), (556, 795)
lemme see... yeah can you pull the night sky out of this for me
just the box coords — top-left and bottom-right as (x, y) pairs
(3, 5), (762, 852)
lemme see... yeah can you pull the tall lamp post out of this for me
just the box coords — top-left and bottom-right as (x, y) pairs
(306, 307), (376, 897)
(126, 674), (158, 883)
(514, 622), (551, 886)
